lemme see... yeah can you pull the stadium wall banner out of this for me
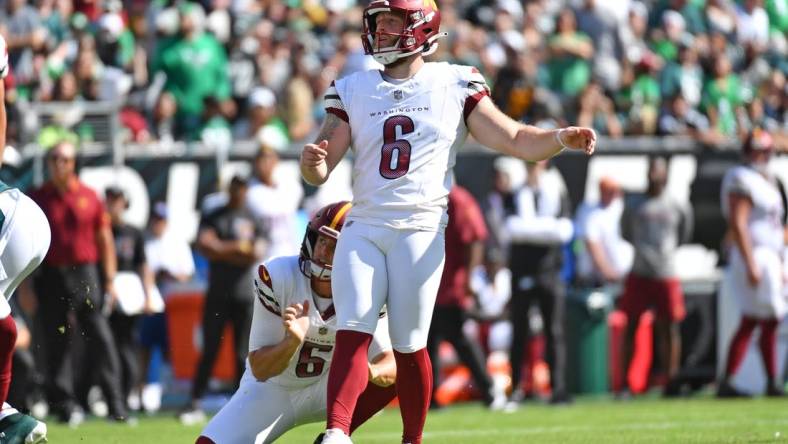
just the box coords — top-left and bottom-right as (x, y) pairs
(2, 149), (786, 248)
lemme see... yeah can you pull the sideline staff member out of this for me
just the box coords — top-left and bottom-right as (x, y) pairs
(30, 141), (128, 424)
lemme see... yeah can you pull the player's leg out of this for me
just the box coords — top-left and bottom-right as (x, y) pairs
(325, 222), (388, 441)
(658, 278), (686, 395)
(507, 285), (530, 403)
(617, 274), (645, 396)
(36, 267), (76, 421)
(758, 318), (782, 395)
(537, 277), (569, 404)
(386, 229), (445, 444)
(349, 383), (397, 434)
(199, 369), (298, 444)
(426, 307), (446, 408)
(718, 315), (758, 397)
(442, 306), (496, 407)
(72, 265), (128, 420)
(108, 312), (140, 407)
(181, 291), (228, 423)
(0, 191), (50, 442)
(229, 298), (253, 391)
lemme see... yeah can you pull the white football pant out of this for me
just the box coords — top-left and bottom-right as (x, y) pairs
(201, 364), (328, 444)
(0, 189), (51, 318)
(331, 221), (445, 352)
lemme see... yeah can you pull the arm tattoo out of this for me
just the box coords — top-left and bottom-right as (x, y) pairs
(314, 114), (341, 144)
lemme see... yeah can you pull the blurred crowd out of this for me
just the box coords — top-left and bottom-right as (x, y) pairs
(0, 0), (786, 151)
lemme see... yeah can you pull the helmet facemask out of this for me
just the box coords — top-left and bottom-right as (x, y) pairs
(308, 227), (339, 282)
(298, 201), (351, 281)
(361, 1), (446, 65)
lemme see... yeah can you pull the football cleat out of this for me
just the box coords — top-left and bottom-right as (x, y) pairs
(0, 412), (47, 444)
(716, 380), (751, 398)
(320, 428), (353, 444)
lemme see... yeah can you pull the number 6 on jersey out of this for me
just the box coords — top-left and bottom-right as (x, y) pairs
(379, 115), (414, 179)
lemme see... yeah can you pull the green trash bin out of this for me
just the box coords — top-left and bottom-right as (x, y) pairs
(566, 288), (613, 394)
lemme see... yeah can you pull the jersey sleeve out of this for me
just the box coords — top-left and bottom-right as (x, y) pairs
(367, 314), (393, 359)
(720, 167), (754, 219)
(323, 80), (348, 123)
(253, 260), (285, 317)
(248, 289), (286, 352)
(724, 167), (753, 199)
(250, 257), (297, 352)
(459, 66), (491, 122)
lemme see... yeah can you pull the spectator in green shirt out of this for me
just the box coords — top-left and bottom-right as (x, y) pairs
(765, 0), (787, 36)
(545, 8), (594, 99)
(702, 54), (748, 138)
(152, 2), (233, 141)
(659, 42), (703, 109)
(650, 10), (688, 63)
(617, 54), (662, 135)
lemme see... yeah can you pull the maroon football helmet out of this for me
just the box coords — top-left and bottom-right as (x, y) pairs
(742, 128), (774, 155)
(361, 0), (446, 65)
(299, 201), (352, 281)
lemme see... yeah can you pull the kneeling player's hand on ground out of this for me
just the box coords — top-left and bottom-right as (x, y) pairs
(283, 299), (311, 343)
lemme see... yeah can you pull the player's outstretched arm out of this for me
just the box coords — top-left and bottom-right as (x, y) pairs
(248, 300), (311, 381)
(467, 96), (596, 161)
(368, 350), (396, 387)
(300, 113), (351, 186)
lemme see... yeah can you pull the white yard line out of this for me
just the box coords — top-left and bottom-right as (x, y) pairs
(354, 418), (788, 440)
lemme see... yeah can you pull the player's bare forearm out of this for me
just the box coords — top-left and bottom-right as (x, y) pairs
(467, 96), (595, 160)
(300, 113), (350, 185)
(368, 351), (396, 387)
(248, 336), (302, 381)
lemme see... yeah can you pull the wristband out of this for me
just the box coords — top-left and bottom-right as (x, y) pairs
(554, 129), (571, 151)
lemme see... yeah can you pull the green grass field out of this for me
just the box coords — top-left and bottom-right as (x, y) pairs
(46, 396), (788, 444)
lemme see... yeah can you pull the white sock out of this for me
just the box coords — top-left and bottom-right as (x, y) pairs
(325, 428), (348, 437)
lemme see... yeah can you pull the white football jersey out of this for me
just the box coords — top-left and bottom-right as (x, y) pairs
(721, 165), (785, 252)
(0, 34), (7, 79)
(250, 255), (391, 389)
(325, 62), (490, 231)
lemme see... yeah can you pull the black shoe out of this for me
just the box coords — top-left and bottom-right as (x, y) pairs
(428, 400), (444, 411)
(56, 405), (85, 428)
(716, 380), (751, 398)
(663, 379), (683, 397)
(109, 414), (138, 426)
(766, 384), (785, 397)
(549, 392), (573, 405)
(313, 432), (325, 444)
